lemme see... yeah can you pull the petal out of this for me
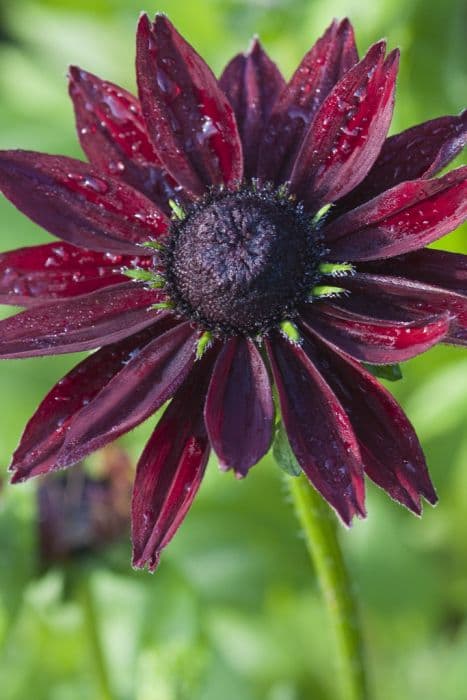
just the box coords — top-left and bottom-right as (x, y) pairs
(358, 248), (467, 296)
(266, 334), (365, 525)
(56, 321), (199, 467)
(301, 303), (450, 363)
(204, 337), (274, 476)
(131, 348), (217, 571)
(136, 14), (243, 197)
(290, 44), (399, 210)
(69, 66), (178, 211)
(0, 241), (151, 306)
(257, 18), (358, 184)
(9, 319), (175, 483)
(325, 167), (467, 261)
(300, 330), (437, 512)
(0, 282), (165, 358)
(334, 110), (467, 214)
(0, 150), (169, 255)
(220, 38), (285, 178)
(336, 272), (467, 346)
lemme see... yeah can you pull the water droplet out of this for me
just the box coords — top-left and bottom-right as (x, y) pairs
(108, 160), (126, 175)
(83, 176), (109, 193)
(156, 69), (181, 100)
(196, 116), (218, 145)
(66, 172), (109, 194)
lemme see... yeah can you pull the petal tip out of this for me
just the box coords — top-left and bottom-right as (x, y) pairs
(10, 469), (28, 484)
(137, 12), (151, 34)
(385, 47), (400, 71)
(247, 35), (261, 56)
(132, 550), (161, 573)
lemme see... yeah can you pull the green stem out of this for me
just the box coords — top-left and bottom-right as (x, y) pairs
(287, 473), (368, 700)
(79, 573), (114, 700)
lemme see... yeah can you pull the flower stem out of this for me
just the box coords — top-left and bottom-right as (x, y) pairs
(79, 573), (114, 700)
(286, 472), (368, 700)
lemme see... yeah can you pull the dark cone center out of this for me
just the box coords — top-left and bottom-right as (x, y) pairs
(165, 189), (320, 336)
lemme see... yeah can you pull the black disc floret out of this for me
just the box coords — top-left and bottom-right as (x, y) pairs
(163, 184), (325, 337)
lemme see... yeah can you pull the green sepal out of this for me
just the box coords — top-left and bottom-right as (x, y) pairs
(140, 240), (165, 252)
(122, 268), (155, 282)
(312, 285), (346, 298)
(273, 422), (302, 477)
(312, 203), (332, 223)
(363, 363), (403, 382)
(275, 183), (290, 200)
(279, 320), (301, 344)
(169, 199), (186, 220)
(319, 262), (354, 276)
(151, 301), (175, 311)
(196, 331), (213, 360)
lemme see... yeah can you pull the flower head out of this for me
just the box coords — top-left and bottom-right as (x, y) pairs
(0, 15), (466, 570)
(38, 447), (132, 567)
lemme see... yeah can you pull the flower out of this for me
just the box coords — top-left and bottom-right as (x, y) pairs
(38, 447), (132, 567)
(0, 15), (466, 571)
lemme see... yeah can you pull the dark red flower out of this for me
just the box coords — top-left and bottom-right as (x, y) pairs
(38, 447), (132, 566)
(0, 15), (466, 570)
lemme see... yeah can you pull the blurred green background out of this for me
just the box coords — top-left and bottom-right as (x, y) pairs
(0, 0), (466, 698)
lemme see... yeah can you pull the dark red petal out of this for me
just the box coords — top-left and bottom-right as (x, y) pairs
(131, 349), (217, 571)
(56, 321), (198, 467)
(334, 110), (467, 214)
(325, 167), (467, 261)
(0, 282), (164, 358)
(204, 338), (274, 477)
(300, 330), (437, 512)
(358, 248), (467, 297)
(0, 242), (152, 306)
(301, 303), (450, 363)
(290, 44), (399, 210)
(9, 319), (175, 483)
(336, 272), (467, 346)
(0, 150), (169, 255)
(335, 273), (467, 345)
(219, 39), (285, 178)
(136, 14), (243, 197)
(266, 334), (365, 525)
(69, 66), (178, 212)
(257, 18), (358, 184)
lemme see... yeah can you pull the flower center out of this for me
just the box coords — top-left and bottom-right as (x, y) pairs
(164, 187), (322, 336)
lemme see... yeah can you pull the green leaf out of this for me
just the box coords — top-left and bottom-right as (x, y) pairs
(363, 363), (403, 382)
(272, 422), (301, 477)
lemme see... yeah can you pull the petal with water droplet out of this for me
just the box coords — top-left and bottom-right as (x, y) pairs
(69, 66), (179, 211)
(9, 319), (175, 483)
(266, 333), (365, 525)
(220, 38), (285, 178)
(257, 18), (358, 183)
(0, 241), (151, 306)
(334, 272), (467, 346)
(325, 167), (467, 260)
(132, 349), (216, 571)
(56, 321), (199, 467)
(0, 150), (170, 254)
(300, 330), (437, 513)
(333, 110), (467, 215)
(205, 337), (274, 476)
(0, 282), (166, 358)
(290, 43), (398, 210)
(301, 303), (450, 363)
(358, 248), (467, 297)
(136, 14), (243, 196)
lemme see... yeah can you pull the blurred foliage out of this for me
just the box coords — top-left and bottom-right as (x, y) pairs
(0, 0), (466, 698)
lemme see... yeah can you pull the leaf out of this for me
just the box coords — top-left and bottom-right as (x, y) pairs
(363, 363), (403, 381)
(272, 422), (302, 477)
